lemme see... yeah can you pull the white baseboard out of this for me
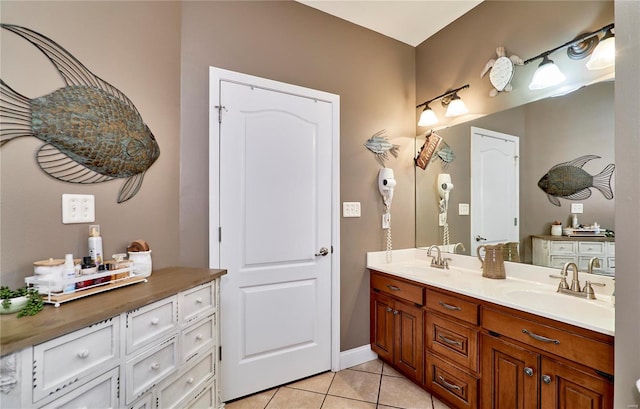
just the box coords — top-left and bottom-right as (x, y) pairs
(339, 345), (378, 370)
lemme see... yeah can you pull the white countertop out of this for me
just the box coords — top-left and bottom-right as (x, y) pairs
(367, 248), (614, 336)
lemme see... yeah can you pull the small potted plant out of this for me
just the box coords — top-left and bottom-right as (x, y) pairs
(0, 286), (44, 317)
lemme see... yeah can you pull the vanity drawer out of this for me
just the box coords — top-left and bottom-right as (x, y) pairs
(425, 352), (478, 409)
(126, 296), (178, 355)
(607, 242), (615, 255)
(578, 241), (606, 255)
(182, 313), (215, 363)
(549, 255), (577, 269)
(371, 272), (425, 305)
(39, 367), (120, 409)
(426, 290), (479, 325)
(126, 336), (178, 404)
(426, 314), (478, 372)
(157, 350), (215, 409)
(578, 256), (605, 273)
(549, 241), (577, 254)
(32, 317), (120, 403)
(482, 308), (613, 374)
(180, 282), (215, 325)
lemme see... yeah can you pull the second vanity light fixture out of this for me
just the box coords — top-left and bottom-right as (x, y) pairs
(525, 23), (615, 90)
(416, 84), (470, 127)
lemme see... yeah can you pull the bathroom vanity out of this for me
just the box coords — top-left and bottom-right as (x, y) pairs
(0, 267), (226, 409)
(368, 249), (614, 409)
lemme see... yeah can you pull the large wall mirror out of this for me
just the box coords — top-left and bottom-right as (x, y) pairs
(416, 79), (615, 273)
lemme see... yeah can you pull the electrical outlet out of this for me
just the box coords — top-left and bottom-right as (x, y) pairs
(571, 203), (584, 214)
(382, 213), (391, 229)
(342, 202), (361, 217)
(459, 203), (470, 215)
(62, 194), (95, 224)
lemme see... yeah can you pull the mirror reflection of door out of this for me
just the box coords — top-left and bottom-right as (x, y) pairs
(470, 127), (520, 256)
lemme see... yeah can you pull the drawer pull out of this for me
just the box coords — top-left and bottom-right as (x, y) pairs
(150, 362), (160, 370)
(386, 307), (393, 313)
(438, 334), (462, 347)
(77, 349), (90, 359)
(186, 377), (194, 384)
(151, 318), (160, 325)
(524, 367), (534, 377)
(438, 301), (461, 311)
(196, 297), (203, 304)
(542, 374), (552, 384)
(196, 334), (203, 341)
(522, 329), (560, 345)
(438, 375), (462, 391)
(387, 285), (401, 291)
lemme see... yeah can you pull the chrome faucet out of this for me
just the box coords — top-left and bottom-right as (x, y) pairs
(587, 257), (601, 274)
(549, 262), (605, 300)
(453, 242), (466, 254)
(427, 245), (449, 269)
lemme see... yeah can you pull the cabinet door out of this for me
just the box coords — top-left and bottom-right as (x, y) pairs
(540, 357), (613, 409)
(393, 301), (424, 383)
(481, 334), (539, 409)
(370, 292), (394, 362)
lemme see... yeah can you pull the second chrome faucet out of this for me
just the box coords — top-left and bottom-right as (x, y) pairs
(549, 261), (605, 300)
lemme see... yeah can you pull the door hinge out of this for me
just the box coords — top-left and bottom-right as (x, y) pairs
(218, 227), (222, 242)
(219, 345), (222, 361)
(514, 217), (518, 226)
(214, 105), (227, 124)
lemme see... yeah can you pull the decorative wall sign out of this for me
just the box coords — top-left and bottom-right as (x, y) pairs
(364, 129), (399, 166)
(537, 155), (615, 206)
(0, 24), (159, 203)
(481, 46), (524, 97)
(415, 132), (442, 170)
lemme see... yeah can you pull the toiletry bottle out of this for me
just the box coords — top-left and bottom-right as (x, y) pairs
(571, 213), (578, 229)
(77, 256), (97, 289)
(88, 225), (103, 265)
(63, 254), (76, 293)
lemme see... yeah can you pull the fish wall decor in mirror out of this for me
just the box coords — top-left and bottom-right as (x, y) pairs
(0, 24), (159, 203)
(537, 155), (615, 207)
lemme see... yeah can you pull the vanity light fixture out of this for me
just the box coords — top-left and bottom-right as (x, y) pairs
(524, 23), (614, 90)
(416, 84), (470, 126)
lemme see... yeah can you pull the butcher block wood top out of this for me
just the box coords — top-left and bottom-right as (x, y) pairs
(0, 267), (226, 355)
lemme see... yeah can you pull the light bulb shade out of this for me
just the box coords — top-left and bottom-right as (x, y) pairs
(444, 96), (468, 117)
(586, 30), (615, 70)
(418, 106), (438, 126)
(528, 56), (565, 90)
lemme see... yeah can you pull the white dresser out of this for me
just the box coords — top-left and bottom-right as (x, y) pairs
(531, 235), (615, 275)
(0, 267), (225, 409)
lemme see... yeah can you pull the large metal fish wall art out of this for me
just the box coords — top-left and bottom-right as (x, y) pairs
(0, 24), (160, 203)
(364, 130), (399, 166)
(537, 155), (614, 207)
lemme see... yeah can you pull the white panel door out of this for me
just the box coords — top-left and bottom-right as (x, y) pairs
(209, 68), (338, 401)
(470, 127), (519, 255)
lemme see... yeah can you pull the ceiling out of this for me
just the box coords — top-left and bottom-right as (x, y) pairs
(296, 0), (483, 47)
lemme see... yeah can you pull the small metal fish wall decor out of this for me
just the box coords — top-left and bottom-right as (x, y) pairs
(0, 24), (160, 203)
(364, 130), (399, 166)
(538, 155), (614, 207)
(435, 141), (455, 170)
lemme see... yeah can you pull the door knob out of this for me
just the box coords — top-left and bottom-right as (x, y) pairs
(475, 235), (487, 242)
(315, 247), (329, 257)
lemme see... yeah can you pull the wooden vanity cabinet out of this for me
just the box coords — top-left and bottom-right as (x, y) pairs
(370, 272), (424, 383)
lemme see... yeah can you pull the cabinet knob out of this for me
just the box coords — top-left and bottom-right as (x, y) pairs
(386, 307), (393, 313)
(541, 374), (552, 384)
(150, 362), (160, 370)
(196, 334), (203, 341)
(393, 310), (399, 315)
(77, 349), (90, 359)
(196, 297), (203, 304)
(524, 367), (534, 377)
(186, 377), (194, 384)
(151, 318), (160, 325)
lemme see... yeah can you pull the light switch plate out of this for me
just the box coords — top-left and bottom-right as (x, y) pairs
(343, 202), (361, 217)
(570, 203), (584, 214)
(62, 194), (95, 224)
(459, 203), (470, 215)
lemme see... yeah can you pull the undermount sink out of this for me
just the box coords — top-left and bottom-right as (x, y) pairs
(501, 289), (613, 321)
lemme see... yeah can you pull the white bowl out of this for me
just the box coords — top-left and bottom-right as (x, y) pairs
(0, 296), (28, 314)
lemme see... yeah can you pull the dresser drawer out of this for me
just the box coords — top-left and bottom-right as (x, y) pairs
(549, 241), (577, 254)
(180, 282), (215, 325)
(185, 382), (216, 409)
(425, 352), (478, 409)
(126, 336), (178, 404)
(39, 367), (119, 409)
(126, 296), (178, 355)
(578, 256), (605, 273)
(157, 350), (215, 409)
(549, 255), (577, 269)
(182, 313), (215, 363)
(33, 317), (120, 403)
(426, 290), (478, 325)
(578, 241), (606, 255)
(426, 314), (478, 372)
(371, 272), (424, 306)
(482, 308), (613, 374)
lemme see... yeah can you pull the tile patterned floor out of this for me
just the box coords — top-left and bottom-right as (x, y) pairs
(225, 359), (453, 409)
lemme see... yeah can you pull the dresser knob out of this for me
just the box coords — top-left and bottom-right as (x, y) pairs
(151, 318), (160, 325)
(196, 334), (203, 341)
(150, 362), (160, 370)
(77, 349), (90, 359)
(186, 377), (194, 384)
(196, 297), (203, 304)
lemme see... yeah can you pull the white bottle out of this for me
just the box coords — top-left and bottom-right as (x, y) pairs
(571, 214), (579, 229)
(63, 254), (76, 293)
(88, 224), (103, 265)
